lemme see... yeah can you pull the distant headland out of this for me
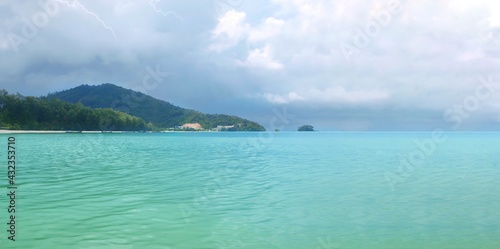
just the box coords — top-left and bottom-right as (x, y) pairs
(0, 84), (265, 132)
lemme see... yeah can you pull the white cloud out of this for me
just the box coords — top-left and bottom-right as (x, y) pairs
(238, 44), (283, 70)
(262, 86), (390, 105)
(209, 9), (286, 70)
(262, 91), (304, 104)
(449, 0), (500, 26)
(310, 86), (390, 104)
(209, 10), (249, 52)
(248, 17), (284, 42)
(0, 38), (9, 51)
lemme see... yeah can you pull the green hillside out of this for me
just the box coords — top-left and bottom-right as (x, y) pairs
(48, 84), (265, 131)
(0, 90), (152, 131)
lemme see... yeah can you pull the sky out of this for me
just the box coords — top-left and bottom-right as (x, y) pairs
(1, 0), (500, 131)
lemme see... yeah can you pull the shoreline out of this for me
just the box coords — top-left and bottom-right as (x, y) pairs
(0, 130), (225, 134)
(0, 130), (132, 134)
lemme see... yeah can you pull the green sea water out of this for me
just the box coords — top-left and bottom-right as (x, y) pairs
(0, 132), (499, 249)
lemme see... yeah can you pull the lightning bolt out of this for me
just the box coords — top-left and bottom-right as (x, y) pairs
(149, 0), (184, 22)
(55, 0), (117, 41)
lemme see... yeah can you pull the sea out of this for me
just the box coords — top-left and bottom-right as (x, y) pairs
(0, 132), (499, 249)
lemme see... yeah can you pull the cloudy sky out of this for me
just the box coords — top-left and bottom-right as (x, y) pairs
(1, 0), (500, 130)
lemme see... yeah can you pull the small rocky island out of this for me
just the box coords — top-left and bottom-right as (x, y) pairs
(298, 125), (314, 131)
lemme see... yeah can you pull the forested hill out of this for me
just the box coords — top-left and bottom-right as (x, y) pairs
(0, 90), (152, 131)
(48, 84), (265, 131)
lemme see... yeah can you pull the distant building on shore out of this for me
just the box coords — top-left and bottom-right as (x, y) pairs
(212, 125), (235, 131)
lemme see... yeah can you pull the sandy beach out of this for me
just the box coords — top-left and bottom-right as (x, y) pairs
(0, 130), (67, 134)
(0, 130), (129, 134)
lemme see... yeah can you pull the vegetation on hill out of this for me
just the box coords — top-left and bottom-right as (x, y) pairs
(298, 125), (314, 131)
(48, 84), (265, 131)
(0, 90), (152, 131)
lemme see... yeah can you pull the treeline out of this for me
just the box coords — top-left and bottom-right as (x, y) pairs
(0, 90), (153, 131)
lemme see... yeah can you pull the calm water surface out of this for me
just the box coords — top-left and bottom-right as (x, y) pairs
(0, 132), (499, 249)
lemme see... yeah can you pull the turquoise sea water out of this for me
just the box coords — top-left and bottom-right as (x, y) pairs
(0, 132), (499, 249)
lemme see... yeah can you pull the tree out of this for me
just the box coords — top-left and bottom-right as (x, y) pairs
(298, 125), (314, 131)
